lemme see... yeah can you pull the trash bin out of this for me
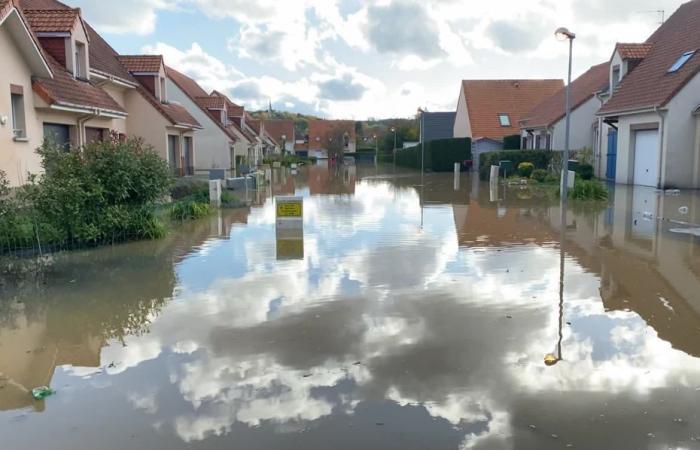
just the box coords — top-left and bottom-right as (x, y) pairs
(499, 160), (514, 177)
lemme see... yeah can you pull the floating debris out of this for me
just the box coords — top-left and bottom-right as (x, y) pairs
(31, 386), (55, 400)
(529, 425), (537, 430)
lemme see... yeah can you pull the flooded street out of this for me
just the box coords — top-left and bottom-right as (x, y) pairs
(3, 164), (700, 449)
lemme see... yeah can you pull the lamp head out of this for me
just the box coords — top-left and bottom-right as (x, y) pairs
(555, 27), (576, 41)
(544, 354), (560, 366)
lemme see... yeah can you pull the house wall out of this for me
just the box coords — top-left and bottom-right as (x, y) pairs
(614, 111), (662, 186)
(662, 73), (700, 189)
(167, 78), (234, 171)
(454, 84), (471, 138)
(124, 90), (170, 160)
(550, 95), (599, 150)
(0, 24), (44, 186)
(695, 115), (700, 186)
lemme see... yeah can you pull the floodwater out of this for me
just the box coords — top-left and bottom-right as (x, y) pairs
(2, 164), (700, 449)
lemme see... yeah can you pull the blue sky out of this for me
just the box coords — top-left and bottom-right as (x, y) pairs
(68, 0), (684, 120)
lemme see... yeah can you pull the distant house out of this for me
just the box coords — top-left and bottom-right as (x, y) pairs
(306, 120), (356, 159)
(419, 111), (455, 144)
(453, 79), (563, 164)
(167, 66), (251, 176)
(263, 119), (295, 154)
(520, 62), (609, 153)
(598, 1), (700, 188)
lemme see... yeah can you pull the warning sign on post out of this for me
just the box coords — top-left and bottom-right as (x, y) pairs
(277, 201), (302, 218)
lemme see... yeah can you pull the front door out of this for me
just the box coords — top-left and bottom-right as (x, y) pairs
(633, 129), (659, 187)
(606, 129), (617, 181)
(168, 135), (180, 175)
(183, 137), (193, 175)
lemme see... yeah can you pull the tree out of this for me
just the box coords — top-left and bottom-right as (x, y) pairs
(324, 123), (351, 160)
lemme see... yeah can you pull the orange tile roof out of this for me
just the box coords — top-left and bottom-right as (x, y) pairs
(600, 0), (700, 115)
(615, 43), (652, 60)
(117, 55), (163, 73)
(307, 120), (356, 149)
(23, 8), (78, 33)
(521, 63), (609, 129)
(195, 96), (226, 110)
(210, 90), (245, 117)
(460, 79), (563, 140)
(0, 0), (12, 21)
(263, 119), (295, 144)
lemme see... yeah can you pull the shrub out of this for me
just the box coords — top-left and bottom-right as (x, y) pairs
(23, 137), (172, 244)
(221, 190), (245, 208)
(479, 150), (555, 180)
(503, 134), (522, 150)
(171, 178), (209, 201)
(561, 179), (608, 201)
(517, 162), (535, 178)
(577, 163), (594, 180)
(170, 200), (211, 221)
(531, 169), (549, 183)
(393, 138), (472, 172)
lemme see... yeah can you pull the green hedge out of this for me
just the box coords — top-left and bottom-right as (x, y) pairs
(394, 138), (472, 172)
(479, 150), (556, 180)
(503, 134), (522, 150)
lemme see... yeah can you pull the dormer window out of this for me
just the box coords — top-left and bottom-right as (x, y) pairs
(612, 66), (621, 88)
(668, 50), (696, 73)
(75, 41), (87, 79)
(498, 114), (511, 127)
(159, 76), (167, 102)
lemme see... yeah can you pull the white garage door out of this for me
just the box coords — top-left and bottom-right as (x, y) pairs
(633, 129), (659, 187)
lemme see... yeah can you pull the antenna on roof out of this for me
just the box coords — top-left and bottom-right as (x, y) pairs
(637, 9), (665, 25)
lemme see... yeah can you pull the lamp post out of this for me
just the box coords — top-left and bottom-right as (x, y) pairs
(555, 26), (576, 200)
(417, 107), (426, 176)
(391, 127), (397, 166)
(281, 134), (287, 155)
(373, 134), (378, 164)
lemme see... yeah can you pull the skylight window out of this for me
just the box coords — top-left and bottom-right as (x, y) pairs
(668, 50), (696, 73)
(498, 114), (511, 127)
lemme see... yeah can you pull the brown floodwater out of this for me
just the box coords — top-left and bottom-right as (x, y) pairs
(2, 164), (700, 449)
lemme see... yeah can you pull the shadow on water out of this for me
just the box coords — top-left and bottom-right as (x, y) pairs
(2, 163), (700, 449)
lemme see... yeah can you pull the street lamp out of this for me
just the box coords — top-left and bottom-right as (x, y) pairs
(391, 127), (397, 166)
(373, 134), (378, 164)
(555, 27), (576, 200)
(281, 134), (286, 155)
(417, 107), (426, 176)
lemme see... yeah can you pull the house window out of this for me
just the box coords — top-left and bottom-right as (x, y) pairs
(545, 134), (552, 150)
(498, 114), (511, 127)
(85, 127), (106, 144)
(168, 135), (180, 174)
(521, 137), (527, 150)
(10, 85), (26, 140)
(183, 136), (193, 175)
(535, 135), (541, 150)
(668, 50), (696, 73)
(43, 123), (71, 151)
(612, 66), (621, 88)
(159, 77), (167, 102)
(75, 41), (87, 79)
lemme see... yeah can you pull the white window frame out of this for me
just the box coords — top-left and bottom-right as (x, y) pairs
(498, 114), (511, 127)
(11, 92), (26, 140)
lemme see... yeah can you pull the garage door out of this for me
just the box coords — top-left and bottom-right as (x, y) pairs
(633, 129), (659, 187)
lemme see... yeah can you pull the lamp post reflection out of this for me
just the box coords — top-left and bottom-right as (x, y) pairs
(545, 202), (567, 367)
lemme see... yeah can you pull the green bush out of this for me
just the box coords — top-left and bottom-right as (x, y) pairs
(560, 179), (608, 201)
(21, 138), (172, 245)
(530, 169), (549, 183)
(171, 178), (209, 201)
(503, 134), (522, 150)
(221, 190), (245, 208)
(479, 150), (555, 180)
(394, 138), (472, 172)
(577, 163), (594, 180)
(170, 200), (211, 220)
(517, 162), (535, 178)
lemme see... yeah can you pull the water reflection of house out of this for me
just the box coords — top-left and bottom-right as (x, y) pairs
(308, 164), (356, 196)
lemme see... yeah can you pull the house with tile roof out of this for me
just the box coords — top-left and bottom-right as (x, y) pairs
(262, 120), (295, 154)
(166, 65), (252, 176)
(520, 62), (609, 154)
(304, 120), (356, 159)
(209, 90), (266, 166)
(0, 0), (53, 185)
(453, 79), (563, 164)
(597, 0), (700, 188)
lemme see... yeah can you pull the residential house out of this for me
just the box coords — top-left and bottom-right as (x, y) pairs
(306, 119), (356, 159)
(453, 79), (563, 165)
(167, 66), (250, 176)
(210, 90), (265, 166)
(520, 62), (609, 154)
(248, 118), (279, 155)
(262, 119), (295, 154)
(598, 0), (700, 188)
(419, 111), (455, 144)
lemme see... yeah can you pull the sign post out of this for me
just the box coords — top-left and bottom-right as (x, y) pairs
(275, 196), (304, 260)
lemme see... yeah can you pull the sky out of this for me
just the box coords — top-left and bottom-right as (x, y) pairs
(68, 0), (685, 120)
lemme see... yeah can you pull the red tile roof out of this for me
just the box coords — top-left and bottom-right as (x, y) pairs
(22, 8), (78, 33)
(0, 0), (12, 21)
(134, 84), (200, 129)
(263, 119), (295, 144)
(460, 79), (564, 140)
(33, 54), (126, 115)
(521, 63), (609, 129)
(195, 96), (226, 110)
(210, 90), (245, 117)
(84, 23), (136, 84)
(615, 43), (652, 60)
(600, 0), (700, 115)
(117, 55), (163, 73)
(307, 120), (356, 149)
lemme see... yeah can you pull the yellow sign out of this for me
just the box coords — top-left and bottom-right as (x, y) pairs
(276, 238), (304, 260)
(276, 200), (303, 218)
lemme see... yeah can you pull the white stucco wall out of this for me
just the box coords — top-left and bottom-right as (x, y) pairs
(453, 84), (471, 138)
(662, 73), (700, 189)
(124, 90), (171, 160)
(167, 78), (233, 171)
(614, 111), (662, 186)
(550, 95), (599, 151)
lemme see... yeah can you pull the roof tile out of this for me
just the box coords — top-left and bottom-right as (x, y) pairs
(616, 43), (653, 60)
(461, 79), (564, 140)
(117, 55), (163, 74)
(23, 8), (77, 33)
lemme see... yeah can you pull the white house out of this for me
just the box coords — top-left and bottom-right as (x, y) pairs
(598, 0), (700, 189)
(520, 62), (609, 153)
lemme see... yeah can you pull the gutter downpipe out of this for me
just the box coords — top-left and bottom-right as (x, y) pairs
(654, 106), (667, 189)
(76, 110), (99, 147)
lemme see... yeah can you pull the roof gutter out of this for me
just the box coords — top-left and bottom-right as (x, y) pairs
(90, 69), (138, 89)
(597, 106), (665, 118)
(50, 103), (127, 119)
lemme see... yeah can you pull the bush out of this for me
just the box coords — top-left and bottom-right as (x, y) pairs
(394, 138), (472, 172)
(170, 200), (211, 221)
(503, 134), (522, 150)
(171, 178), (209, 201)
(517, 162), (534, 178)
(22, 137), (172, 245)
(577, 163), (594, 180)
(479, 150), (555, 180)
(561, 179), (608, 201)
(531, 169), (549, 183)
